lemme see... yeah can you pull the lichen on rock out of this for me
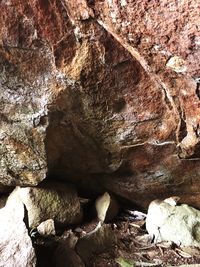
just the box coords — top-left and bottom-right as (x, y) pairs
(17, 183), (83, 228)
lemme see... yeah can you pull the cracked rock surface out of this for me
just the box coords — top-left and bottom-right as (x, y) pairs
(0, 0), (200, 208)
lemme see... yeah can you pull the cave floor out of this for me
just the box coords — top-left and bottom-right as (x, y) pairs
(88, 220), (200, 267)
(35, 219), (200, 267)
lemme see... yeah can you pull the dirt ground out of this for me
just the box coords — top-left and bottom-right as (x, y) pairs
(35, 216), (200, 267)
(87, 219), (200, 267)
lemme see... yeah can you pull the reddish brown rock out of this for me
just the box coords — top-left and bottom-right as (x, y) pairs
(0, 0), (199, 209)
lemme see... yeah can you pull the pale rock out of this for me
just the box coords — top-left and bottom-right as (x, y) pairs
(166, 56), (187, 73)
(37, 219), (55, 236)
(0, 189), (36, 267)
(95, 192), (119, 222)
(163, 196), (180, 206)
(17, 183), (83, 228)
(146, 199), (200, 247)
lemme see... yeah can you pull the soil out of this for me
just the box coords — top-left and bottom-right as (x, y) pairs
(87, 219), (200, 267)
(34, 217), (200, 267)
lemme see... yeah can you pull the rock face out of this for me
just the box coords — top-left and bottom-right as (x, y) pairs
(146, 199), (200, 247)
(17, 183), (83, 228)
(0, 191), (36, 267)
(0, 0), (200, 208)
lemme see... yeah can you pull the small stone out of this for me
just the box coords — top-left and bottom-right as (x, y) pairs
(37, 219), (56, 236)
(166, 56), (187, 73)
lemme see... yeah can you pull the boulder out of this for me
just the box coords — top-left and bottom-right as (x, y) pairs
(17, 183), (83, 228)
(0, 190), (36, 267)
(146, 199), (200, 247)
(0, 0), (200, 209)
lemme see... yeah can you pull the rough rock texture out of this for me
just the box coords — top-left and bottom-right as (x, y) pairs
(146, 199), (200, 247)
(0, 0), (200, 208)
(54, 234), (85, 267)
(76, 224), (117, 264)
(37, 219), (56, 236)
(0, 191), (36, 267)
(17, 183), (82, 228)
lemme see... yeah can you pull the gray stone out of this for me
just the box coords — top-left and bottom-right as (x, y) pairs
(17, 183), (83, 228)
(146, 199), (200, 247)
(37, 219), (56, 236)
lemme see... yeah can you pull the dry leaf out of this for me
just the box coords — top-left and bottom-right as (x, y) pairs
(156, 241), (172, 249)
(175, 248), (192, 258)
(129, 223), (141, 229)
(181, 246), (200, 258)
(146, 250), (158, 259)
(135, 234), (151, 244)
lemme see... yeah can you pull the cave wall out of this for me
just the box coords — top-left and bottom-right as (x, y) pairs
(0, 0), (200, 208)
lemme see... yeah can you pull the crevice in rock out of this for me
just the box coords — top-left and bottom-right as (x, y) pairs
(86, 0), (95, 8)
(176, 105), (187, 144)
(112, 98), (126, 113)
(177, 117), (187, 144)
(23, 204), (30, 230)
(196, 82), (200, 100)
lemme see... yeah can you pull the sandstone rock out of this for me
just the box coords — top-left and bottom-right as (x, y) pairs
(17, 183), (83, 228)
(0, 0), (200, 209)
(146, 199), (200, 247)
(37, 219), (56, 237)
(0, 189), (36, 267)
